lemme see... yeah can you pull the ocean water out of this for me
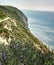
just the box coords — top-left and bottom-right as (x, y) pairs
(22, 10), (54, 49)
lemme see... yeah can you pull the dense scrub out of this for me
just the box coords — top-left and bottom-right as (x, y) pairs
(0, 40), (54, 65)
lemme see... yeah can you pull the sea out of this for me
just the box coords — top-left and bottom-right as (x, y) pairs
(22, 10), (54, 49)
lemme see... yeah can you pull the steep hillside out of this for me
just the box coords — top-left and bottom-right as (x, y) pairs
(0, 6), (54, 65)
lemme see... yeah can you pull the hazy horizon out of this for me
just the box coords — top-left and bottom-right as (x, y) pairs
(0, 0), (54, 11)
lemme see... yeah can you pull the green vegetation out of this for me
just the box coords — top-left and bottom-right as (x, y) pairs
(0, 5), (54, 65)
(0, 6), (28, 28)
(0, 40), (54, 65)
(0, 28), (8, 33)
(0, 10), (6, 19)
(0, 22), (3, 27)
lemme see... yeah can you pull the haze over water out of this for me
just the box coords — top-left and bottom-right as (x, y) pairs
(22, 10), (54, 49)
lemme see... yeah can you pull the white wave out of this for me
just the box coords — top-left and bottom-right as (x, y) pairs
(28, 17), (54, 49)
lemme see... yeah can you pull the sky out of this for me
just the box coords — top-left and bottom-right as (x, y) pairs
(0, 0), (54, 11)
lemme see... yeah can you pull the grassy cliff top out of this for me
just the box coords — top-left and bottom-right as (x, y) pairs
(0, 5), (54, 65)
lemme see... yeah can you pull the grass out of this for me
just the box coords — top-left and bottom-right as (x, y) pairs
(0, 5), (54, 65)
(0, 28), (8, 33)
(0, 10), (6, 19)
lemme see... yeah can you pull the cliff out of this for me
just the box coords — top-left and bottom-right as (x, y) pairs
(0, 5), (54, 65)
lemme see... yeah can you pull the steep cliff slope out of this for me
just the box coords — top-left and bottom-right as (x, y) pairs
(0, 6), (54, 65)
